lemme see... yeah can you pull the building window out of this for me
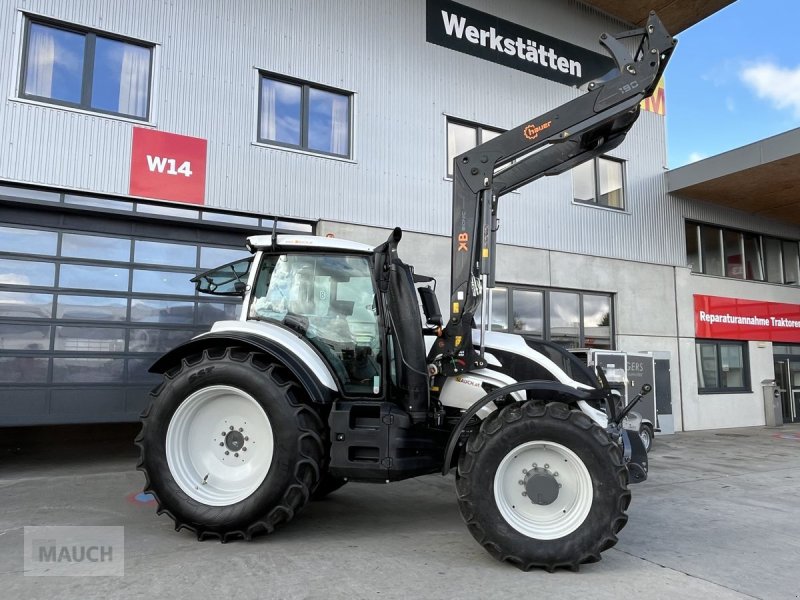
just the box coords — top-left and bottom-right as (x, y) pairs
(573, 157), (625, 210)
(695, 340), (750, 393)
(446, 118), (502, 177)
(485, 285), (613, 349)
(20, 18), (152, 119)
(258, 74), (352, 158)
(686, 221), (800, 285)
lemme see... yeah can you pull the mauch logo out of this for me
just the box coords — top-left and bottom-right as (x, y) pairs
(523, 120), (552, 140)
(24, 526), (124, 576)
(36, 541), (114, 563)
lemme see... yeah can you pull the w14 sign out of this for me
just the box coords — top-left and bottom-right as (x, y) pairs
(129, 128), (207, 205)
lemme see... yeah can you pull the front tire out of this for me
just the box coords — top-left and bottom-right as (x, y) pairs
(136, 348), (324, 541)
(639, 423), (654, 453)
(456, 401), (630, 571)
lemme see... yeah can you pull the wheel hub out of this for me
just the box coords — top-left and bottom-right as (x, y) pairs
(524, 468), (559, 505)
(224, 430), (245, 452)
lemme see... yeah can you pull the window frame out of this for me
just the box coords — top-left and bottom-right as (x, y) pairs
(685, 220), (800, 286)
(18, 15), (154, 121)
(572, 156), (626, 211)
(695, 339), (751, 394)
(257, 71), (353, 159)
(445, 117), (504, 178)
(486, 284), (615, 350)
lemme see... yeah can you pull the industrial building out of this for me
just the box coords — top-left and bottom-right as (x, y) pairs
(2, 0), (798, 432)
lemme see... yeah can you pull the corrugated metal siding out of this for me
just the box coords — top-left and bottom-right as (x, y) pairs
(0, 0), (689, 266)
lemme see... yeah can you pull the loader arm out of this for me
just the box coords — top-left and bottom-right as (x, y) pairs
(431, 11), (676, 376)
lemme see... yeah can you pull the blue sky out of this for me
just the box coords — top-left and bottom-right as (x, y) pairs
(665, 0), (800, 168)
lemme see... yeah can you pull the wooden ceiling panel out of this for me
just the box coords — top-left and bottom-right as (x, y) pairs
(580, 0), (735, 32)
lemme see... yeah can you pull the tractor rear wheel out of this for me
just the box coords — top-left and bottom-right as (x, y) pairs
(136, 348), (324, 540)
(311, 473), (348, 500)
(456, 401), (630, 571)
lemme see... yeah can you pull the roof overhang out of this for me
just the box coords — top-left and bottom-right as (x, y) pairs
(667, 128), (800, 225)
(579, 0), (735, 33)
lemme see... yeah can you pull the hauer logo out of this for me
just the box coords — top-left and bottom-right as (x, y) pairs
(523, 120), (551, 140)
(130, 128), (207, 205)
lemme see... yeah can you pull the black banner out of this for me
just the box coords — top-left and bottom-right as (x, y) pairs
(426, 0), (614, 87)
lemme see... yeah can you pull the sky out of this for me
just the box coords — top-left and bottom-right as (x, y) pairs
(665, 0), (800, 168)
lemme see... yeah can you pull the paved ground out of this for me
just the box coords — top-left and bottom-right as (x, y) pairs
(1, 423), (799, 599)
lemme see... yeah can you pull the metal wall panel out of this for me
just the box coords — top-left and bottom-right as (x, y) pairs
(0, 0), (761, 270)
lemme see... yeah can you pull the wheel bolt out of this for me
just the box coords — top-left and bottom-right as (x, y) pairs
(229, 426), (234, 430)
(221, 431), (227, 436)
(219, 442), (224, 447)
(522, 491), (527, 497)
(544, 464), (550, 469)
(558, 484), (562, 488)
(239, 428), (243, 432)
(532, 463), (537, 468)
(522, 468), (528, 474)
(244, 436), (249, 441)
(518, 480), (524, 485)
(243, 447), (247, 452)
(553, 472), (559, 477)
(234, 453), (239, 458)
(225, 451), (229, 455)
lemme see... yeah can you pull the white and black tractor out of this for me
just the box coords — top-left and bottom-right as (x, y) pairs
(137, 14), (675, 571)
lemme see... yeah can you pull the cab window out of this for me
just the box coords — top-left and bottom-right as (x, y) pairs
(249, 253), (381, 395)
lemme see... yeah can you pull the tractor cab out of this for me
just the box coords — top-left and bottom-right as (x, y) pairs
(194, 231), (431, 414)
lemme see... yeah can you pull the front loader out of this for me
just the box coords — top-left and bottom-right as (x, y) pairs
(137, 13), (675, 570)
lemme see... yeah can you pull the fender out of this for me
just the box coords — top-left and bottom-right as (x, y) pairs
(441, 380), (606, 475)
(438, 369), (527, 419)
(150, 321), (337, 404)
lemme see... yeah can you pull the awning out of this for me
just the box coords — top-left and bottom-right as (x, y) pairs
(667, 128), (800, 225)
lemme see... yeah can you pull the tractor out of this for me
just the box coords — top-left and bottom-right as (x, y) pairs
(137, 13), (675, 570)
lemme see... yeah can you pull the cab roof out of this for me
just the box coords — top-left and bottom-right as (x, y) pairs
(246, 234), (373, 254)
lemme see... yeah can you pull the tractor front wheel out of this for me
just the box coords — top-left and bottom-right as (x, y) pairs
(456, 401), (630, 571)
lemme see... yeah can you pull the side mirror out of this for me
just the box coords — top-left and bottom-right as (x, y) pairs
(417, 286), (443, 327)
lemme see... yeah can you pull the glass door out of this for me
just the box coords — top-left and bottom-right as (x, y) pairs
(789, 360), (800, 423)
(774, 359), (800, 423)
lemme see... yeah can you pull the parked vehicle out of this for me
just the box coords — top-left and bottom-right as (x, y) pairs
(137, 13), (675, 570)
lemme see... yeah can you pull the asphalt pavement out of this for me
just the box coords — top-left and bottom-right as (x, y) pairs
(1, 423), (799, 600)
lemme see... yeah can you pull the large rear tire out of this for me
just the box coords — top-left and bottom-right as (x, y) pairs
(456, 401), (630, 571)
(136, 348), (324, 541)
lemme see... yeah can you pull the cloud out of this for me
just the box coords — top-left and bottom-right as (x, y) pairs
(688, 152), (707, 163)
(725, 96), (735, 112)
(740, 61), (800, 118)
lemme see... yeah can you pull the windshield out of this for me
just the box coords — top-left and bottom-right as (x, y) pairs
(249, 253), (381, 395)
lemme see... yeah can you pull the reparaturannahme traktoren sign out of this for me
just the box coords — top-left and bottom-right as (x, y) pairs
(425, 0), (615, 87)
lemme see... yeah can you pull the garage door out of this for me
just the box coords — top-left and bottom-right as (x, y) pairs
(0, 193), (310, 426)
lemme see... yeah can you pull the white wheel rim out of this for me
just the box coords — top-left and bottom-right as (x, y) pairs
(640, 429), (651, 450)
(493, 441), (593, 540)
(166, 385), (274, 506)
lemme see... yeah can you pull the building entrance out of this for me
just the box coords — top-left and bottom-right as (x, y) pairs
(773, 350), (800, 423)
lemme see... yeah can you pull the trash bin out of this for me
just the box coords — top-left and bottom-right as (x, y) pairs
(762, 379), (783, 427)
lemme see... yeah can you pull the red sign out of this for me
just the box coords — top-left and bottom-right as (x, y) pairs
(694, 294), (800, 343)
(129, 128), (207, 205)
